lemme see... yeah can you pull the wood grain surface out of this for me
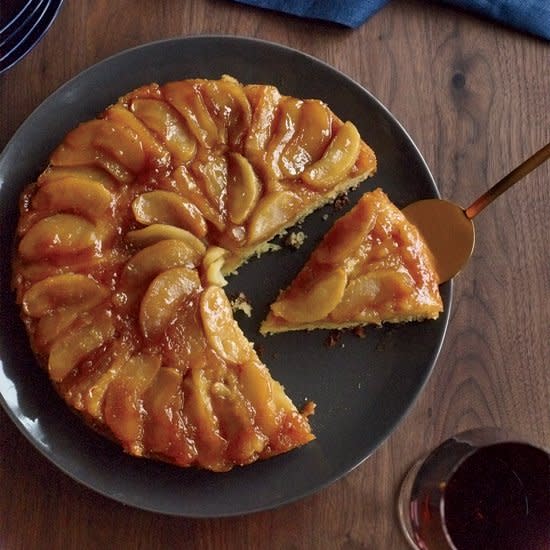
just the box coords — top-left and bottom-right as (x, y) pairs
(1, 1), (549, 548)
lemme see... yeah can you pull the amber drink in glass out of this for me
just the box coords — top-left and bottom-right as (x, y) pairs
(398, 428), (550, 549)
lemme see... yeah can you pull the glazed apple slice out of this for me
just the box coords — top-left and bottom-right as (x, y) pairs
(201, 246), (229, 287)
(22, 273), (110, 351)
(199, 286), (253, 365)
(279, 100), (333, 177)
(18, 214), (100, 261)
(329, 271), (416, 323)
(62, 340), (130, 417)
(142, 367), (197, 465)
(265, 97), (302, 179)
(51, 119), (146, 178)
(48, 310), (115, 382)
(22, 273), (109, 317)
(103, 104), (169, 163)
(38, 166), (118, 191)
(103, 352), (161, 452)
(200, 78), (252, 147)
(312, 196), (376, 265)
(236, 358), (280, 439)
(302, 121), (361, 188)
(206, 351), (267, 464)
(182, 359), (228, 471)
(125, 224), (206, 254)
(163, 80), (219, 149)
(118, 239), (204, 309)
(270, 268), (348, 323)
(189, 152), (228, 212)
(31, 177), (113, 221)
(226, 152), (261, 225)
(130, 98), (197, 165)
(132, 190), (207, 238)
(171, 165), (225, 230)
(139, 266), (202, 339)
(244, 84), (281, 162)
(246, 190), (303, 245)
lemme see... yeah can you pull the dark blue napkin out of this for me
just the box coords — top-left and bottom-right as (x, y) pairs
(233, 0), (550, 40)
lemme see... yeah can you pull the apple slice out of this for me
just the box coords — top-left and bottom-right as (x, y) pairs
(103, 352), (161, 451)
(246, 190), (303, 245)
(31, 177), (113, 221)
(182, 363), (228, 471)
(81, 342), (132, 419)
(130, 98), (197, 165)
(207, 351), (267, 463)
(329, 270), (415, 322)
(238, 358), (280, 438)
(172, 166), (225, 230)
(271, 268), (348, 323)
(265, 97), (302, 179)
(189, 152), (228, 212)
(279, 100), (332, 177)
(51, 119), (146, 176)
(312, 197), (376, 265)
(200, 78), (252, 147)
(22, 274), (109, 317)
(48, 310), (115, 382)
(142, 367), (197, 465)
(163, 80), (218, 149)
(132, 190), (207, 238)
(125, 223), (206, 252)
(244, 85), (281, 161)
(18, 214), (100, 261)
(103, 104), (169, 163)
(119, 239), (203, 309)
(38, 166), (117, 191)
(302, 121), (361, 189)
(227, 152), (261, 225)
(199, 286), (252, 364)
(139, 266), (202, 339)
(201, 246), (228, 287)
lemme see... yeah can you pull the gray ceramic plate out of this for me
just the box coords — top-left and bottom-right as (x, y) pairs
(0, 36), (451, 517)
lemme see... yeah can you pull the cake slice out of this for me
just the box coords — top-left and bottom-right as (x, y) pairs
(261, 188), (443, 334)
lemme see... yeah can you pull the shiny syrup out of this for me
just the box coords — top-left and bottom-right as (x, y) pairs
(443, 443), (550, 550)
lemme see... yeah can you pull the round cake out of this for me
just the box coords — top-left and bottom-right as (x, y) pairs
(11, 75), (377, 471)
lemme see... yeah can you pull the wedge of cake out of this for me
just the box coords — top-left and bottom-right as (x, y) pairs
(261, 188), (443, 334)
(12, 76), (376, 471)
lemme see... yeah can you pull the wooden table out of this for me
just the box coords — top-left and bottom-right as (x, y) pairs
(1, 1), (548, 548)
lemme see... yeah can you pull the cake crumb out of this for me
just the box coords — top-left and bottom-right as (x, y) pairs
(230, 292), (252, 317)
(333, 193), (350, 210)
(324, 330), (343, 348)
(284, 231), (307, 249)
(301, 401), (316, 417)
(322, 213), (329, 221)
(353, 326), (367, 339)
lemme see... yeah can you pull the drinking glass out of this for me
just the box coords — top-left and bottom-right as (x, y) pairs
(397, 427), (550, 549)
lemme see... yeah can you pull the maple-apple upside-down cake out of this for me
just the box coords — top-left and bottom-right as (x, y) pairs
(12, 75), (383, 471)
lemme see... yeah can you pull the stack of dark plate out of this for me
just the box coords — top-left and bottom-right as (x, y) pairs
(0, 0), (64, 75)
